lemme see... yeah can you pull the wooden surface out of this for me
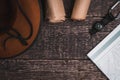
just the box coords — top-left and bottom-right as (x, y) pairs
(0, 0), (119, 80)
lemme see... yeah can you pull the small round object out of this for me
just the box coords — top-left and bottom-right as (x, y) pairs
(94, 22), (103, 31)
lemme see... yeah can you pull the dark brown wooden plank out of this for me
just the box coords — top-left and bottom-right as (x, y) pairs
(15, 33), (92, 60)
(88, 0), (102, 17)
(0, 60), (107, 80)
(4, 71), (107, 80)
(0, 72), (7, 80)
(15, 18), (100, 60)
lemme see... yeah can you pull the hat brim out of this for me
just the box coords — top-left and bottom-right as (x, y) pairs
(0, 0), (41, 58)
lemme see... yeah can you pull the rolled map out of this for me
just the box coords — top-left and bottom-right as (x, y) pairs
(46, 0), (66, 23)
(71, 0), (91, 20)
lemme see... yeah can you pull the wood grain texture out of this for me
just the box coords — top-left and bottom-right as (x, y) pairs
(0, 60), (107, 80)
(0, 0), (119, 80)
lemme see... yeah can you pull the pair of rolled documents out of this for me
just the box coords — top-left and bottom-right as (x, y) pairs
(46, 0), (91, 23)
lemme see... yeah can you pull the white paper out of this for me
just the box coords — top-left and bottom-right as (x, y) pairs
(87, 24), (120, 80)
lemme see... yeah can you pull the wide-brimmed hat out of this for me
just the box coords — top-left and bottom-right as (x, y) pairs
(0, 0), (41, 58)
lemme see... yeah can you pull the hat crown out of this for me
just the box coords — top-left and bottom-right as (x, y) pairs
(0, 0), (17, 33)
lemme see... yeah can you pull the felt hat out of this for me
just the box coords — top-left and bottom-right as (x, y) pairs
(0, 0), (41, 58)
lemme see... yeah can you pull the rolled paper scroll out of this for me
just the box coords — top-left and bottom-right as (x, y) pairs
(46, 0), (66, 23)
(71, 0), (91, 20)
